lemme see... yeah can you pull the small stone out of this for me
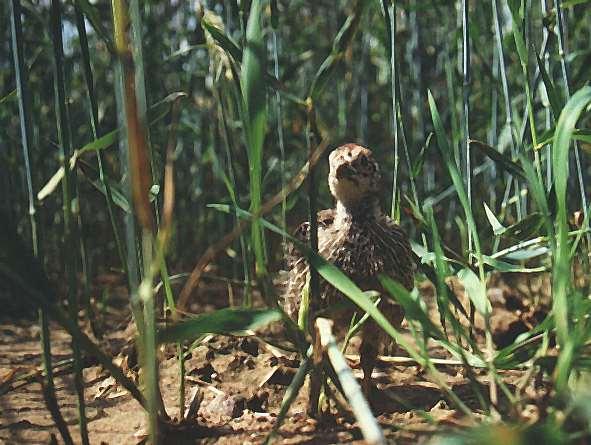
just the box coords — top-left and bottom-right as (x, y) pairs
(203, 393), (246, 419)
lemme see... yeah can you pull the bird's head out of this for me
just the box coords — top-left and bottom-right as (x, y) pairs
(328, 143), (381, 210)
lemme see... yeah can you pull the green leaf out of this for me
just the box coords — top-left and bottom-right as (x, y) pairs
(536, 127), (591, 149)
(201, 18), (243, 62)
(503, 246), (549, 261)
(470, 139), (526, 179)
(503, 212), (545, 241)
(74, 0), (115, 53)
(36, 92), (183, 201)
(87, 175), (130, 213)
(480, 256), (546, 273)
(519, 153), (554, 240)
(264, 354), (311, 444)
(534, 48), (563, 118)
(551, 86), (591, 391)
(507, 0), (528, 66)
(483, 202), (506, 236)
(457, 268), (491, 317)
(240, 0), (268, 281)
(379, 274), (445, 340)
(494, 315), (553, 369)
(0, 89), (17, 105)
(157, 308), (282, 344)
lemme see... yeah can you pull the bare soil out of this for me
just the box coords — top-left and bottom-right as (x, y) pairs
(0, 273), (551, 444)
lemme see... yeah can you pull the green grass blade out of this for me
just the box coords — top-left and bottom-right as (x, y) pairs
(518, 153), (554, 246)
(308, 1), (366, 100)
(265, 352), (311, 445)
(240, 0), (269, 301)
(50, 0), (88, 441)
(74, 0), (115, 53)
(457, 268), (491, 317)
(9, 1), (71, 442)
(534, 48), (563, 119)
(202, 18), (242, 62)
(483, 202), (506, 236)
(428, 91), (485, 279)
(378, 275), (445, 340)
(551, 86), (591, 391)
(74, 1), (126, 280)
(157, 308), (283, 344)
(470, 139), (526, 180)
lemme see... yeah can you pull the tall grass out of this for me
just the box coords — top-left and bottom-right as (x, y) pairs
(3, 0), (591, 443)
(50, 0), (89, 441)
(241, 0), (269, 304)
(9, 1), (73, 443)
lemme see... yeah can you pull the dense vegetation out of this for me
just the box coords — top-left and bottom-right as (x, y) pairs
(2, 0), (591, 443)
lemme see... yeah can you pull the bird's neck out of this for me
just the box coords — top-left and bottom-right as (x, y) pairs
(335, 196), (381, 224)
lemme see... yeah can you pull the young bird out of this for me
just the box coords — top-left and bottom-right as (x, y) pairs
(285, 143), (415, 397)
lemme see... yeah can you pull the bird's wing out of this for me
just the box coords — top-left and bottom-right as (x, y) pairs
(377, 215), (416, 290)
(287, 208), (336, 265)
(283, 209), (336, 318)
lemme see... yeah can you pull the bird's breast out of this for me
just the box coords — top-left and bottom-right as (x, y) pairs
(318, 221), (389, 278)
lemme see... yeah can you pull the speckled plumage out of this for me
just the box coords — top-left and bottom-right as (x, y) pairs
(284, 143), (415, 395)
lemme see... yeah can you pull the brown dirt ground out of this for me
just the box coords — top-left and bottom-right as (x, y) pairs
(0, 273), (552, 444)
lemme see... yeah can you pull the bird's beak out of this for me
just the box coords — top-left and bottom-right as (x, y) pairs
(335, 163), (357, 181)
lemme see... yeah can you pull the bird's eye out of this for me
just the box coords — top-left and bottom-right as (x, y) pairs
(359, 156), (368, 167)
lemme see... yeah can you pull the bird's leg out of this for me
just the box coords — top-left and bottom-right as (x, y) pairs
(359, 329), (379, 399)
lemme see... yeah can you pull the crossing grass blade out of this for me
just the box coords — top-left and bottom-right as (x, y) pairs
(470, 139), (526, 180)
(518, 153), (554, 245)
(157, 308), (283, 344)
(264, 353), (311, 445)
(534, 49), (563, 119)
(429, 89), (501, 406)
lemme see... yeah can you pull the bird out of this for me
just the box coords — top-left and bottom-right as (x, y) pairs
(284, 143), (415, 398)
